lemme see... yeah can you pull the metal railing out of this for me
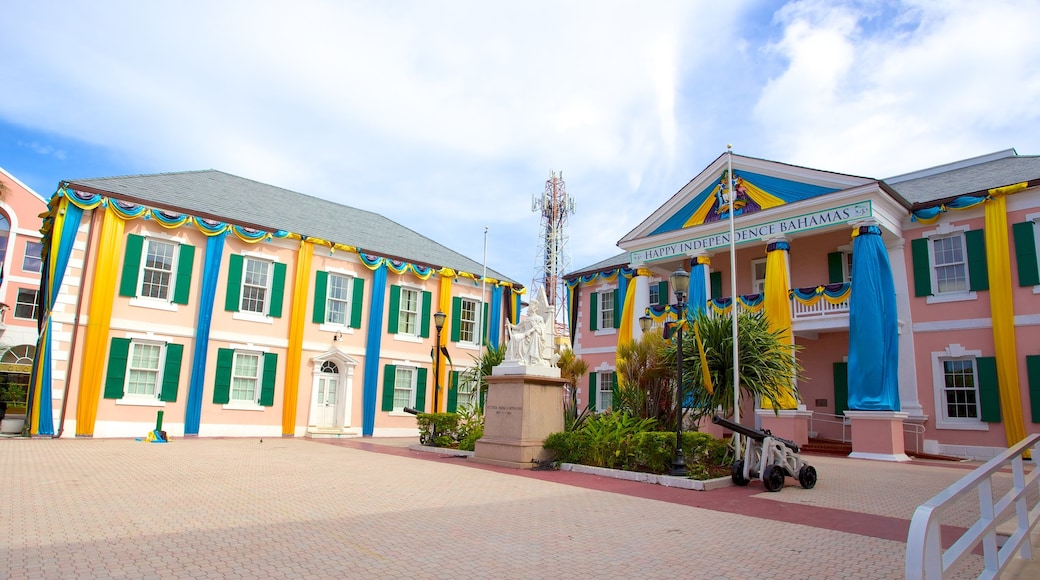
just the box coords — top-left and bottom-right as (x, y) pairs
(808, 411), (851, 443)
(904, 422), (925, 455)
(905, 433), (1040, 579)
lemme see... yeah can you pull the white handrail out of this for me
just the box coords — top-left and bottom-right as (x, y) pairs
(905, 433), (1040, 579)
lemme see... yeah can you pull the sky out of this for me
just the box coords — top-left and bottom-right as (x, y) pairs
(2, 0), (1039, 285)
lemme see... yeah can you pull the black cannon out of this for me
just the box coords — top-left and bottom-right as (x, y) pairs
(712, 415), (817, 492)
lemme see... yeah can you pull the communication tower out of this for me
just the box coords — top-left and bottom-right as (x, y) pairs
(531, 170), (576, 335)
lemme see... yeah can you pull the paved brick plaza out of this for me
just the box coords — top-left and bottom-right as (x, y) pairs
(0, 436), (1032, 579)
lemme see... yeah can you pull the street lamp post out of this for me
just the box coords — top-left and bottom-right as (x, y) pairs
(669, 269), (690, 477)
(433, 311), (447, 413)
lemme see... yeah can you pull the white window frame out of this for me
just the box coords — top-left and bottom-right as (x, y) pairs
(240, 257), (272, 315)
(836, 244), (854, 283)
(13, 288), (39, 320)
(1026, 212), (1040, 295)
(649, 283), (661, 308)
(599, 289), (615, 330)
(922, 224), (977, 304)
(931, 344), (987, 431)
(230, 350), (264, 405)
(456, 372), (479, 409)
(22, 240), (43, 273)
(751, 258), (766, 294)
(597, 373), (613, 412)
(458, 297), (479, 344)
(325, 272), (353, 326)
(392, 366), (417, 412)
(398, 287), (420, 337)
(122, 340), (166, 402)
(139, 237), (178, 302)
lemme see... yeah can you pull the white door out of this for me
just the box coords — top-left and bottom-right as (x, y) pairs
(314, 364), (340, 428)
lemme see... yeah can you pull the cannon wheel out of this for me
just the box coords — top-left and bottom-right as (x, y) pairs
(731, 460), (750, 486)
(762, 464), (786, 492)
(798, 465), (817, 489)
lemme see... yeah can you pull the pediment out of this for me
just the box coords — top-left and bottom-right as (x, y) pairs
(312, 345), (360, 367)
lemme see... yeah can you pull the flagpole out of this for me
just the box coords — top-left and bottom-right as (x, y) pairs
(727, 145), (740, 452)
(480, 226), (488, 350)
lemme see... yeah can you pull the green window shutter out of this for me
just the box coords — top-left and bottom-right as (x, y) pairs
(1026, 355), (1040, 423)
(590, 292), (599, 331)
(832, 362), (848, 416)
(447, 371), (459, 413)
(159, 343), (184, 402)
(381, 365), (397, 411)
(977, 356), (1001, 423)
(419, 291), (433, 338)
(104, 338), (131, 399)
(119, 234), (145, 297)
(225, 254), (244, 312)
(387, 285), (401, 334)
(415, 368), (427, 412)
(259, 353), (278, 406)
(709, 271), (722, 299)
(213, 348), (234, 404)
(349, 277), (365, 329)
(588, 372), (597, 409)
(450, 296), (462, 342)
(172, 244), (195, 305)
(827, 252), (845, 284)
(965, 230), (989, 292)
(613, 289), (621, 329)
(657, 281), (668, 306)
(611, 372), (619, 409)
(1012, 221), (1040, 287)
(911, 238), (932, 297)
(268, 262), (287, 318)
(312, 271), (328, 324)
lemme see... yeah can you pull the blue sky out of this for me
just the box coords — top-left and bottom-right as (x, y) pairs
(2, 0), (1039, 285)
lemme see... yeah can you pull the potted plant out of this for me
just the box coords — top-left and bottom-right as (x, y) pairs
(0, 378), (29, 434)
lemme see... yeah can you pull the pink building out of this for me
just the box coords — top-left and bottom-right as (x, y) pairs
(0, 167), (47, 431)
(566, 149), (1040, 460)
(27, 170), (521, 439)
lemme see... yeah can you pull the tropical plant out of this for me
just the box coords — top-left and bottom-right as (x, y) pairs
(455, 403), (484, 451)
(556, 348), (591, 430)
(663, 310), (802, 423)
(460, 344), (505, 410)
(613, 332), (677, 429)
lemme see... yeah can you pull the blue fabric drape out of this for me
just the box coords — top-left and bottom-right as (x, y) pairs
(688, 263), (707, 317)
(185, 231), (227, 435)
(31, 200), (84, 435)
(488, 286), (503, 349)
(362, 264), (388, 436)
(847, 226), (900, 411)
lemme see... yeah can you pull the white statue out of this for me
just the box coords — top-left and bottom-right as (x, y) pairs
(504, 287), (558, 367)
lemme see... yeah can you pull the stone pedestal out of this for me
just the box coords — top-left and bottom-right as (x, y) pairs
(470, 367), (566, 470)
(756, 408), (813, 447)
(845, 410), (911, 462)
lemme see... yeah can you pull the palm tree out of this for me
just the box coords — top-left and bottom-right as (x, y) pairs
(461, 344), (505, 411)
(663, 310), (801, 424)
(556, 348), (589, 429)
(614, 332), (678, 429)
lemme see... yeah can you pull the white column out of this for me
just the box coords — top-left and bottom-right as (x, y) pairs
(888, 239), (925, 420)
(632, 269), (650, 340)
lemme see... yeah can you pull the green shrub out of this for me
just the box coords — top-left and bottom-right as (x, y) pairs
(416, 412), (461, 447)
(458, 424), (483, 451)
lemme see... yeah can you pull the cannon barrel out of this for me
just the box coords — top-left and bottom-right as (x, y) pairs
(711, 415), (800, 453)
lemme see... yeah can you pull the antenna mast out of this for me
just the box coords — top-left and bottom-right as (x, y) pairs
(531, 170), (576, 335)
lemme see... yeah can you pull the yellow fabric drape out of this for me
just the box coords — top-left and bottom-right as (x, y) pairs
(282, 240), (314, 435)
(764, 244), (798, 409)
(76, 206), (126, 436)
(435, 274), (453, 413)
(984, 193), (1026, 449)
(616, 279), (637, 348)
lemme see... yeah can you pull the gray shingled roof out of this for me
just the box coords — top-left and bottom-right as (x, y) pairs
(564, 252), (629, 279)
(67, 170), (515, 283)
(884, 153), (1040, 207)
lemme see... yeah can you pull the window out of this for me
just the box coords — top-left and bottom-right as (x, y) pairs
(120, 234), (195, 306)
(231, 352), (262, 402)
(649, 283), (661, 307)
(599, 290), (615, 329)
(458, 298), (478, 343)
(942, 358), (977, 420)
(455, 371), (478, 409)
(325, 273), (351, 325)
(14, 288), (38, 320)
(103, 338), (183, 403)
(22, 240), (43, 273)
(140, 239), (176, 300)
(932, 235), (968, 294)
(126, 342), (163, 397)
(241, 258), (270, 314)
(597, 373), (614, 412)
(827, 251), (853, 283)
(751, 258), (766, 294)
(388, 285), (431, 338)
(1012, 218), (1040, 288)
(398, 288), (419, 335)
(393, 367), (416, 411)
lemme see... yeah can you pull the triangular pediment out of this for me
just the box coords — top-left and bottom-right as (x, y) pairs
(312, 345), (360, 367)
(620, 153), (875, 245)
